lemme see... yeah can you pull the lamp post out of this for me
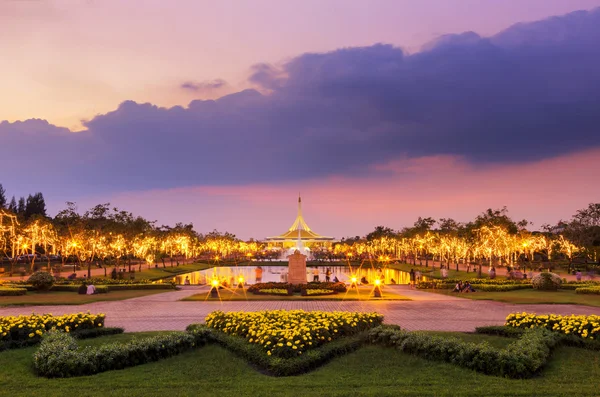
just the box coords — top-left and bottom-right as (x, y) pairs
(373, 278), (382, 298)
(210, 278), (219, 298)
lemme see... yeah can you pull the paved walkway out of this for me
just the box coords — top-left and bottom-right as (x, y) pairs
(2, 286), (600, 333)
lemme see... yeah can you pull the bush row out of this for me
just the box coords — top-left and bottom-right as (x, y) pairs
(33, 329), (211, 378)
(476, 325), (600, 351)
(418, 278), (532, 290)
(474, 284), (532, 292)
(6, 283), (174, 292)
(575, 286), (600, 295)
(0, 287), (27, 296)
(367, 325), (560, 378)
(188, 325), (367, 376)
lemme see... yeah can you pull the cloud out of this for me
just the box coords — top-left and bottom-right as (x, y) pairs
(3, 7), (600, 198)
(71, 148), (600, 239)
(180, 79), (227, 92)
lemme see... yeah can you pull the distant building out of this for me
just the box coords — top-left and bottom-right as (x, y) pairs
(265, 195), (335, 252)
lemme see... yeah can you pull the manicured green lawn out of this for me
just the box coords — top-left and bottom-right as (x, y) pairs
(181, 287), (410, 301)
(426, 288), (600, 307)
(0, 289), (170, 307)
(0, 331), (598, 396)
(386, 261), (507, 280)
(124, 262), (215, 280)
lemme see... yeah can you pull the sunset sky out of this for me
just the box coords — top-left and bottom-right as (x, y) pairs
(2, 0), (600, 239)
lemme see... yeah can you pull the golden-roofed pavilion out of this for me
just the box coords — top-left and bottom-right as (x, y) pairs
(265, 195), (335, 249)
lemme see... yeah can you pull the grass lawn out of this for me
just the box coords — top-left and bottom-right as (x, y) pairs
(125, 262), (215, 280)
(0, 289), (170, 307)
(426, 288), (600, 307)
(386, 261), (507, 281)
(0, 331), (598, 396)
(181, 287), (410, 301)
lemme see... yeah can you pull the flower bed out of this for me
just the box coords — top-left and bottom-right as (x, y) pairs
(248, 282), (346, 294)
(257, 288), (290, 296)
(505, 312), (600, 339)
(0, 312), (105, 349)
(0, 287), (27, 296)
(204, 310), (383, 358)
(303, 289), (335, 296)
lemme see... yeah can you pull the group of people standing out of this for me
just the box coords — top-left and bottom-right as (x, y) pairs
(408, 268), (423, 288)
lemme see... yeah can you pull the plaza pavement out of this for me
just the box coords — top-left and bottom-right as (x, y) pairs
(2, 286), (600, 333)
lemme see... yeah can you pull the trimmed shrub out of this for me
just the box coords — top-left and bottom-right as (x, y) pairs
(575, 286), (600, 295)
(27, 272), (55, 291)
(105, 283), (176, 291)
(475, 326), (525, 338)
(72, 327), (124, 339)
(473, 284), (531, 292)
(531, 272), (561, 291)
(367, 325), (560, 378)
(33, 329), (211, 378)
(0, 287), (27, 296)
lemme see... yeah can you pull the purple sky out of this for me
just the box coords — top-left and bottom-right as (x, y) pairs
(2, 0), (600, 239)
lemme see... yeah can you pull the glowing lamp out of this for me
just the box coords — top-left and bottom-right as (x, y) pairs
(374, 279), (381, 286)
(211, 279), (219, 288)
(351, 276), (357, 284)
(238, 276), (244, 284)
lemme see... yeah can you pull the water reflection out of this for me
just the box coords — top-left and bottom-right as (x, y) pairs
(172, 265), (428, 285)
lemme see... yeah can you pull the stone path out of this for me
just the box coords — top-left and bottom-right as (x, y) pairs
(2, 286), (600, 333)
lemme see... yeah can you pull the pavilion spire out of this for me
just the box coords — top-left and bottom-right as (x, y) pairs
(289, 194), (311, 232)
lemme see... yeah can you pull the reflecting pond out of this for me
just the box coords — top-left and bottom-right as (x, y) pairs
(172, 265), (428, 285)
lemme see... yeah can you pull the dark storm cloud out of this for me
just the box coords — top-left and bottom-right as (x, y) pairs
(3, 7), (600, 194)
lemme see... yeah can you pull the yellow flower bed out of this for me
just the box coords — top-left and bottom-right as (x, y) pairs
(0, 312), (105, 344)
(305, 289), (335, 296)
(506, 312), (600, 339)
(205, 310), (383, 358)
(257, 289), (289, 295)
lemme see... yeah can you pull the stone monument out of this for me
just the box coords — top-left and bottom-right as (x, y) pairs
(287, 249), (307, 284)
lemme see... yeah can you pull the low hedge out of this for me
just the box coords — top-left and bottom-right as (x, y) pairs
(418, 279), (532, 291)
(49, 285), (109, 294)
(6, 283), (172, 292)
(575, 286), (600, 295)
(71, 327), (125, 340)
(473, 284), (531, 292)
(34, 329), (211, 378)
(104, 283), (176, 291)
(368, 326), (560, 379)
(187, 325), (367, 376)
(0, 287), (27, 296)
(475, 326), (525, 338)
(476, 325), (600, 351)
